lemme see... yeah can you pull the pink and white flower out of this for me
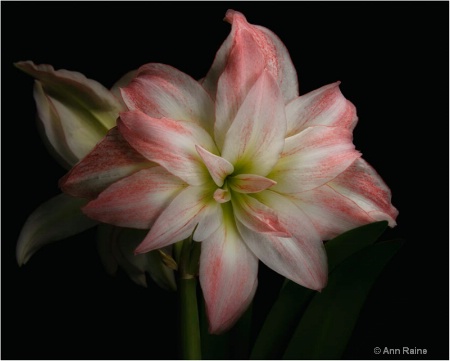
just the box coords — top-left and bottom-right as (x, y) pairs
(60, 10), (398, 333)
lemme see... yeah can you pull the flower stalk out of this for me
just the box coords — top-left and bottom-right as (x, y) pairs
(178, 236), (202, 360)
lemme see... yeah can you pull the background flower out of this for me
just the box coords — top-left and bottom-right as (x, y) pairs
(14, 61), (175, 290)
(3, 2), (448, 359)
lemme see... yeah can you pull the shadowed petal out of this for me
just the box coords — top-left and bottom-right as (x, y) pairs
(113, 228), (177, 290)
(16, 194), (97, 266)
(83, 167), (187, 229)
(134, 186), (217, 253)
(60, 127), (152, 199)
(110, 70), (137, 108)
(329, 158), (398, 226)
(16, 59), (125, 168)
(211, 10), (298, 148)
(15, 62), (122, 166)
(32, 81), (78, 168)
(286, 82), (358, 137)
(270, 126), (361, 194)
(118, 111), (216, 186)
(200, 208), (258, 334)
(15, 61), (122, 129)
(121, 63), (215, 134)
(245, 190), (328, 290)
(221, 72), (286, 175)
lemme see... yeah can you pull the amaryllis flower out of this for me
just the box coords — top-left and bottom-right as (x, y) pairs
(60, 10), (398, 333)
(15, 62), (175, 290)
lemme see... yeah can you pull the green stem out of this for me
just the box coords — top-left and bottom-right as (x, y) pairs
(178, 236), (202, 360)
(179, 277), (202, 360)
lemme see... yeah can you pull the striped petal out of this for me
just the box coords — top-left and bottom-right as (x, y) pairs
(60, 127), (152, 199)
(245, 191), (328, 290)
(270, 126), (361, 194)
(292, 185), (379, 240)
(221, 72), (286, 176)
(16, 194), (97, 266)
(286, 82), (358, 137)
(200, 207), (258, 334)
(121, 63), (215, 135)
(211, 10), (298, 148)
(232, 193), (290, 237)
(229, 174), (276, 194)
(134, 186), (218, 253)
(118, 111), (217, 186)
(329, 158), (398, 226)
(83, 167), (187, 229)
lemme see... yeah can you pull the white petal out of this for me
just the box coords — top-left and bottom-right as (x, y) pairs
(119, 111), (216, 186)
(121, 63), (215, 135)
(232, 193), (290, 237)
(229, 174), (276, 194)
(244, 191), (328, 290)
(195, 145), (234, 187)
(135, 186), (216, 253)
(286, 82), (357, 137)
(199, 207), (258, 334)
(221, 72), (286, 176)
(270, 126), (360, 194)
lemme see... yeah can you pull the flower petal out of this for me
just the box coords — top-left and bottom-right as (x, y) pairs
(270, 126), (361, 194)
(229, 174), (276, 194)
(118, 111), (217, 186)
(232, 193), (290, 237)
(83, 167), (187, 229)
(134, 186), (217, 253)
(286, 82), (358, 137)
(195, 145), (234, 187)
(120, 63), (215, 135)
(60, 127), (152, 199)
(329, 158), (398, 226)
(244, 191), (328, 290)
(16, 194), (97, 266)
(200, 208), (258, 334)
(291, 185), (378, 240)
(15, 61), (122, 164)
(110, 70), (138, 108)
(211, 10), (298, 148)
(221, 72), (286, 176)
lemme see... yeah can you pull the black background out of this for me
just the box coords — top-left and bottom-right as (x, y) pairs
(2, 2), (448, 360)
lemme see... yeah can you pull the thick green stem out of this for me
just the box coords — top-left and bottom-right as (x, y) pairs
(179, 277), (201, 360)
(178, 236), (202, 360)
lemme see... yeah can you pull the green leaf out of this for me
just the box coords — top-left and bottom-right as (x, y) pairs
(326, 221), (388, 272)
(230, 304), (253, 359)
(250, 221), (388, 359)
(283, 239), (404, 360)
(250, 280), (314, 359)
